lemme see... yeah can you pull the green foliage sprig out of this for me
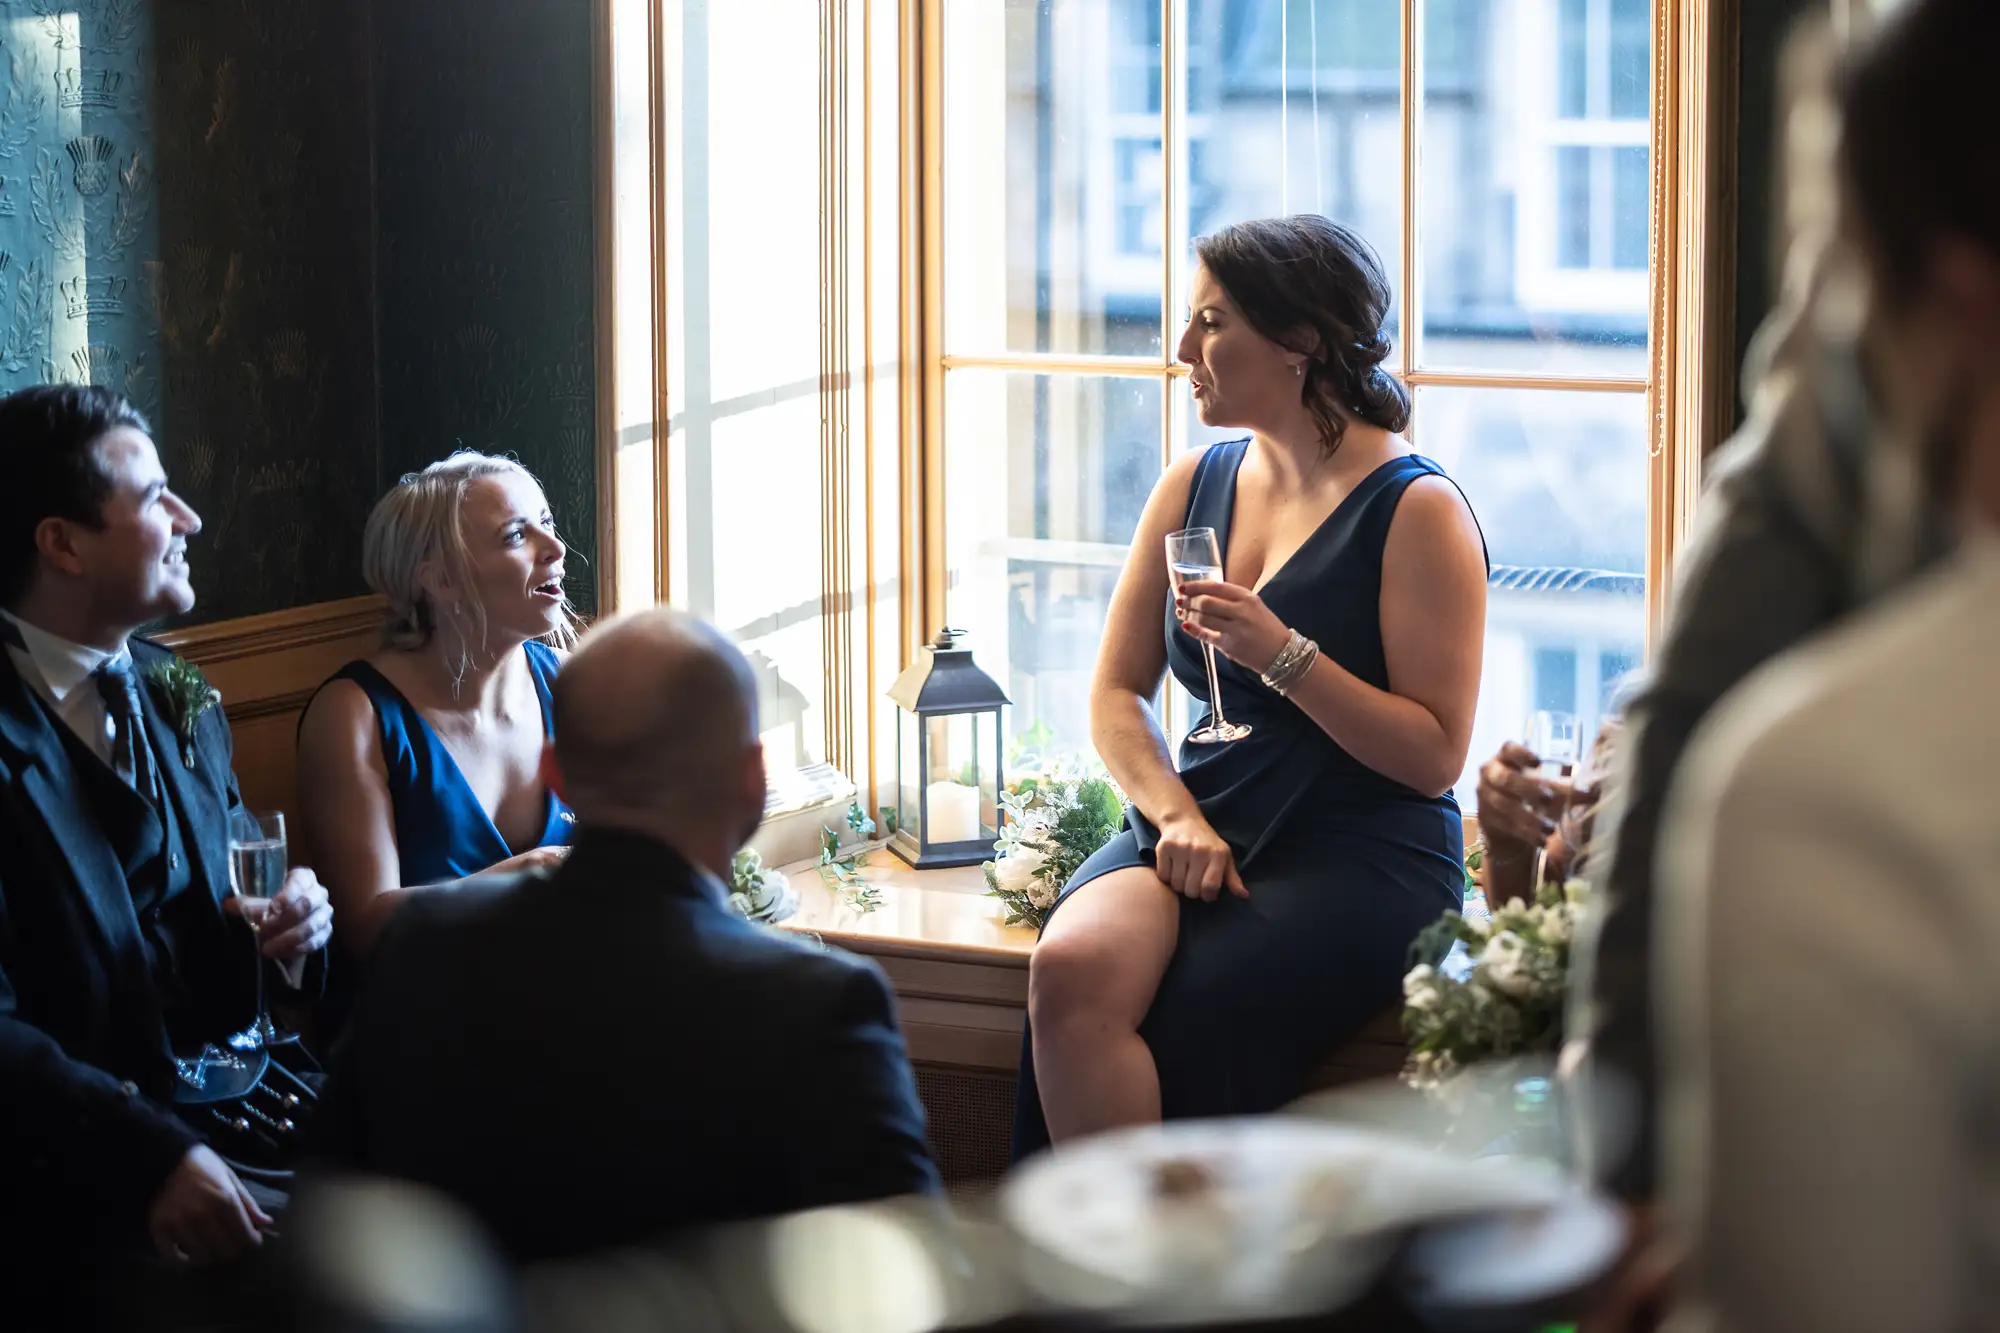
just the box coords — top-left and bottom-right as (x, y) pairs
(818, 802), (882, 914)
(142, 656), (221, 769)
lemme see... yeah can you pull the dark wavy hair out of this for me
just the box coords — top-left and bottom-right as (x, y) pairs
(1194, 215), (1410, 460)
(1838, 0), (2000, 305)
(0, 384), (149, 606)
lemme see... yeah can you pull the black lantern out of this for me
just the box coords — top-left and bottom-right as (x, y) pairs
(886, 628), (1010, 869)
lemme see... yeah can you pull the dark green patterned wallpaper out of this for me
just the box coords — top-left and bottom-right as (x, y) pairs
(0, 0), (598, 625)
(0, 0), (159, 439)
(152, 0), (379, 622)
(373, 0), (600, 615)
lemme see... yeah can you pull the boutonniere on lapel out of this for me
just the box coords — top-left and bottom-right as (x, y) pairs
(143, 656), (222, 770)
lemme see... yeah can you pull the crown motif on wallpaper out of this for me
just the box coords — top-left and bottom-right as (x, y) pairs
(55, 68), (124, 111)
(60, 274), (127, 320)
(64, 134), (117, 197)
(543, 361), (591, 403)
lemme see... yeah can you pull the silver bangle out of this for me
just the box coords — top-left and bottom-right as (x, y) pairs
(1260, 630), (1319, 695)
(1277, 640), (1319, 693)
(1264, 630), (1311, 680)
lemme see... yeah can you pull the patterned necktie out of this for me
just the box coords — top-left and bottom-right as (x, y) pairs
(95, 656), (162, 807)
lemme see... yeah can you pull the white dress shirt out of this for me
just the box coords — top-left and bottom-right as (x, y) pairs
(1658, 535), (2000, 1333)
(0, 607), (127, 763)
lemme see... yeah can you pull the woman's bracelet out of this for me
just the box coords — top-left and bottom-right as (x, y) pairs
(1260, 629), (1320, 695)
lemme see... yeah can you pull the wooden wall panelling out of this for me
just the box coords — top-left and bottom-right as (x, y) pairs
(156, 596), (383, 824)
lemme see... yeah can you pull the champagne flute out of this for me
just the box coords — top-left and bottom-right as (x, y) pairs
(1522, 710), (1579, 780)
(228, 808), (288, 1049)
(1165, 527), (1252, 745)
(1561, 718), (1622, 878)
(1519, 712), (1577, 892)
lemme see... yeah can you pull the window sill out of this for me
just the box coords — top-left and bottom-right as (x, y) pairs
(773, 849), (1036, 968)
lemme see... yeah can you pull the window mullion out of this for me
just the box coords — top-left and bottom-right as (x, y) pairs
(1399, 0), (1416, 381)
(1159, 0), (1177, 376)
(1159, 0), (1187, 745)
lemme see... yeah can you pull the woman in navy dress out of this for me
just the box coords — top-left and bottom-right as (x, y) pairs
(298, 451), (578, 961)
(1014, 216), (1487, 1156)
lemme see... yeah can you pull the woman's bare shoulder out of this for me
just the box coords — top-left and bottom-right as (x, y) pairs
(1388, 472), (1484, 554)
(299, 670), (383, 761)
(1137, 445), (1215, 531)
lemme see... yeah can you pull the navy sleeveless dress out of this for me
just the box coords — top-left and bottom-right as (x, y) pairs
(325, 640), (575, 886)
(1011, 441), (1474, 1158)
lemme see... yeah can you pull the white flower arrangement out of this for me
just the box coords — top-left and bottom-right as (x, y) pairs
(1401, 871), (1591, 1089)
(726, 847), (799, 924)
(982, 769), (1125, 930)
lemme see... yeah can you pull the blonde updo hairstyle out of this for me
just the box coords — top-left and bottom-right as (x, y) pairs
(363, 450), (579, 659)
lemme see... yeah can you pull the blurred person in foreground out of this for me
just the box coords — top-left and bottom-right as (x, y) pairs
(1654, 1), (2000, 1327)
(313, 608), (940, 1262)
(1560, 4), (1951, 1236)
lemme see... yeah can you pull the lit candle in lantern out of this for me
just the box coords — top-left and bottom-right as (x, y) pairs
(925, 780), (980, 844)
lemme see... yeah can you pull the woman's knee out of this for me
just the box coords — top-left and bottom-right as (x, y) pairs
(1029, 879), (1177, 1032)
(1027, 931), (1122, 1031)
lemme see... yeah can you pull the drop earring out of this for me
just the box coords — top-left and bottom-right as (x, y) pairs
(442, 602), (470, 699)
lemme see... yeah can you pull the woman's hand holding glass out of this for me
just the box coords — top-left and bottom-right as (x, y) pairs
(1476, 742), (1572, 852)
(1476, 743), (1573, 905)
(1173, 578), (1291, 675)
(1476, 715), (1622, 901)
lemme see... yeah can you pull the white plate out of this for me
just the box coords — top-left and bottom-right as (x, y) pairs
(1401, 1190), (1626, 1327)
(1001, 1118), (1570, 1322)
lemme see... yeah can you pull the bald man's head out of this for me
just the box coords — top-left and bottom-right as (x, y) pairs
(550, 609), (765, 846)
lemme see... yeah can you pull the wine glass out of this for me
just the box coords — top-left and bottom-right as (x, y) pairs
(227, 808), (289, 1049)
(1165, 527), (1251, 745)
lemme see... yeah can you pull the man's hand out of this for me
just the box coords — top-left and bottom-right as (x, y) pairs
(226, 866), (332, 960)
(146, 1145), (275, 1266)
(484, 845), (570, 877)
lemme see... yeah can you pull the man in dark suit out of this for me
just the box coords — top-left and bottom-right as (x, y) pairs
(314, 607), (940, 1262)
(0, 386), (335, 1313)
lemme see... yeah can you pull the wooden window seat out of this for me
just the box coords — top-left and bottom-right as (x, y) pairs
(774, 855), (1407, 1184)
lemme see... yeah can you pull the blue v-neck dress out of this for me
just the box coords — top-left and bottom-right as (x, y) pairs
(330, 640), (575, 887)
(310, 641), (574, 1042)
(1012, 439), (1475, 1159)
